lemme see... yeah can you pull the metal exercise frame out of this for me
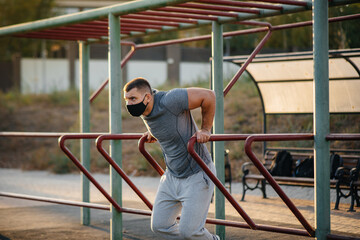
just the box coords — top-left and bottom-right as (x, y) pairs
(3, 132), (359, 239)
(1, 0), (359, 239)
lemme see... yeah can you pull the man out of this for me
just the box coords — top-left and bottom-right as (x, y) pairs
(124, 77), (219, 240)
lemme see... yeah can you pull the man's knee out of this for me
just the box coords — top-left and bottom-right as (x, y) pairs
(151, 216), (174, 234)
(150, 217), (163, 233)
(179, 223), (200, 240)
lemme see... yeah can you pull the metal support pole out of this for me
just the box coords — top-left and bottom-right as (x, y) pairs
(312, 1), (330, 239)
(211, 21), (225, 240)
(79, 41), (91, 226)
(109, 13), (123, 240)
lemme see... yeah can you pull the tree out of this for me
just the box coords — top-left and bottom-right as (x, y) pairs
(0, 0), (56, 61)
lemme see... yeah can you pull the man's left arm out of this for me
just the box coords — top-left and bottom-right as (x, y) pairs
(187, 88), (216, 143)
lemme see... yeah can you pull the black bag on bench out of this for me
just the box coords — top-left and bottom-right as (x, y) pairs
(269, 150), (293, 177)
(295, 157), (314, 178)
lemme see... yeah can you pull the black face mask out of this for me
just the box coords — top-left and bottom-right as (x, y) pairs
(126, 95), (148, 117)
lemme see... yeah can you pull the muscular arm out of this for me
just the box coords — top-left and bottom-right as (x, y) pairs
(187, 88), (216, 143)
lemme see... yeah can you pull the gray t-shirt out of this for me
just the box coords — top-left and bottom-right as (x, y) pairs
(142, 88), (212, 178)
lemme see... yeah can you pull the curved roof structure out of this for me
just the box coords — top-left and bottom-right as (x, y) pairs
(225, 49), (360, 114)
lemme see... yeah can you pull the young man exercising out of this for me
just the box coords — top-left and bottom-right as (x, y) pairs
(124, 77), (219, 240)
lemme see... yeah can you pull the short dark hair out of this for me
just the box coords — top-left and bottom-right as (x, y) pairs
(124, 77), (152, 94)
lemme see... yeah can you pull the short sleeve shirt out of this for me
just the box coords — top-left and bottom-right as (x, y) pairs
(142, 88), (212, 178)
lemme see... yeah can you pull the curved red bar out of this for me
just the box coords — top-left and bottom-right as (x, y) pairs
(244, 134), (315, 237)
(187, 136), (257, 230)
(223, 26), (272, 97)
(138, 135), (165, 176)
(95, 134), (154, 210)
(58, 134), (122, 211)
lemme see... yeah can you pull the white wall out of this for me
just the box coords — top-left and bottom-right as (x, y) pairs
(21, 58), (69, 94)
(127, 60), (167, 87)
(21, 58), (240, 94)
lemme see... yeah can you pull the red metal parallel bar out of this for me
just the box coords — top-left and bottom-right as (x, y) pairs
(121, 18), (179, 27)
(54, 26), (108, 34)
(16, 33), (88, 41)
(187, 134), (257, 230)
(84, 20), (108, 27)
(59, 134), (122, 211)
(223, 26), (272, 97)
(138, 136), (165, 176)
(177, 2), (260, 14)
(250, 0), (308, 7)
(156, 6), (239, 18)
(84, 20), (151, 32)
(244, 134), (315, 236)
(137, 35), (210, 49)
(205, 217), (310, 236)
(137, 14), (360, 50)
(123, 14), (198, 24)
(121, 207), (152, 216)
(0, 189), (154, 217)
(36, 30), (106, 39)
(236, 20), (272, 28)
(121, 23), (163, 30)
(23, 31), (102, 40)
(95, 134), (154, 210)
(140, 10), (218, 21)
(197, 0), (283, 10)
(272, 13), (360, 32)
(326, 133), (360, 141)
(223, 27), (269, 37)
(0, 191), (110, 211)
(40, 28), (105, 36)
(71, 23), (108, 30)
(120, 27), (147, 33)
(121, 27), (148, 32)
(89, 42), (136, 103)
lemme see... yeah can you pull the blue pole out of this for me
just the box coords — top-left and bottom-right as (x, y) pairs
(211, 21), (225, 240)
(79, 41), (91, 226)
(313, 0), (330, 239)
(108, 13), (123, 240)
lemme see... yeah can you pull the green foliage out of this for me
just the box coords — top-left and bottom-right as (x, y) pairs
(329, 4), (360, 48)
(0, 0), (56, 60)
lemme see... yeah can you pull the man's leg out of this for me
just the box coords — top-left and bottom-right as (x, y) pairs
(178, 163), (216, 240)
(151, 172), (183, 239)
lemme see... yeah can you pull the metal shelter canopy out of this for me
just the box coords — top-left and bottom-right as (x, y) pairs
(224, 49), (360, 114)
(0, 0), (355, 41)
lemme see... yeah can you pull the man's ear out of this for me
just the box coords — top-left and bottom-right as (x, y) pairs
(145, 92), (152, 103)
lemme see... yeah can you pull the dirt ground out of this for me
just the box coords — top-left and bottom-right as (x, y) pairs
(1, 169), (360, 240)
